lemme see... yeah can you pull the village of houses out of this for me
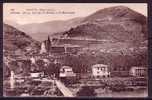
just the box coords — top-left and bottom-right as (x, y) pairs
(3, 36), (148, 97)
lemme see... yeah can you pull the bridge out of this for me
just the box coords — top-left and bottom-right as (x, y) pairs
(55, 80), (74, 97)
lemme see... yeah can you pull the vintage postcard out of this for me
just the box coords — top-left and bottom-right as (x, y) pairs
(3, 3), (148, 97)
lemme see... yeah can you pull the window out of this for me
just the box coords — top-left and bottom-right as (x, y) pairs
(102, 67), (105, 71)
(97, 67), (100, 70)
(113, 67), (117, 71)
(62, 68), (65, 73)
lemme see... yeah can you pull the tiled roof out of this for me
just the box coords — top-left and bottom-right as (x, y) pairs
(61, 66), (72, 69)
(92, 64), (108, 68)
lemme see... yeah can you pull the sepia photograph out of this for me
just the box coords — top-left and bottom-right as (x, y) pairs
(3, 3), (148, 97)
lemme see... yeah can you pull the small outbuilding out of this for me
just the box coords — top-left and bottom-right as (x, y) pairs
(59, 66), (76, 78)
(30, 72), (44, 78)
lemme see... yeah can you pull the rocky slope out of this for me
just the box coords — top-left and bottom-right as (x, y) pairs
(3, 23), (40, 56)
(62, 6), (147, 45)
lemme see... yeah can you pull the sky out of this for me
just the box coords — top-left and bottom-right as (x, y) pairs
(3, 3), (147, 25)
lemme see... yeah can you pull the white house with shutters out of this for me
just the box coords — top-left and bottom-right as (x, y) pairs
(92, 64), (110, 78)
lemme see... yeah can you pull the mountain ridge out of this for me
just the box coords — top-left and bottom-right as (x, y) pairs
(4, 17), (84, 41)
(4, 6), (147, 42)
(57, 6), (147, 46)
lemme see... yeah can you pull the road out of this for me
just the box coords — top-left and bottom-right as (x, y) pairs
(55, 80), (74, 97)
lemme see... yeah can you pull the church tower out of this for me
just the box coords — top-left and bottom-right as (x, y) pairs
(40, 36), (52, 54)
(40, 41), (47, 54)
(45, 36), (52, 53)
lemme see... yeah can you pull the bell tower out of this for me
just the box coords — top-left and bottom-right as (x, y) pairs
(46, 36), (52, 53)
(40, 41), (47, 54)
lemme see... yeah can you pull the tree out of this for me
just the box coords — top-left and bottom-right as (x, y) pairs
(22, 60), (31, 76)
(77, 86), (97, 96)
(9, 61), (19, 74)
(36, 59), (45, 71)
(3, 63), (10, 78)
(44, 62), (60, 78)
